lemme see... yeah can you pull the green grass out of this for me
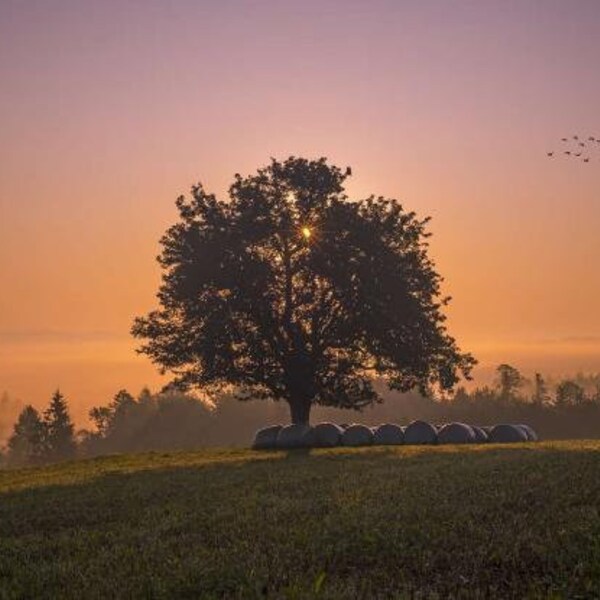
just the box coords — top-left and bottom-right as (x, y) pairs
(1, 442), (599, 599)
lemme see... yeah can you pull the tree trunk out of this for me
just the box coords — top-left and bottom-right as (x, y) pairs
(289, 396), (312, 425)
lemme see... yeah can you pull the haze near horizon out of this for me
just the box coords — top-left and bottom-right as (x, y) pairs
(1, 0), (600, 420)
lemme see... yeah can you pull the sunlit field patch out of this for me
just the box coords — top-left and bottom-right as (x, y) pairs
(1, 441), (599, 598)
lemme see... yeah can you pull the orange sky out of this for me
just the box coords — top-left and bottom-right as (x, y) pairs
(1, 1), (600, 423)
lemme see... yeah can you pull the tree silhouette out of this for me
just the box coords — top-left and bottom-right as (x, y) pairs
(7, 405), (46, 465)
(555, 380), (586, 407)
(44, 390), (76, 461)
(89, 389), (139, 442)
(532, 372), (550, 405)
(132, 157), (475, 424)
(495, 364), (525, 400)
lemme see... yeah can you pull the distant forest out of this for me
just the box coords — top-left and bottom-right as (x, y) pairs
(1, 364), (599, 467)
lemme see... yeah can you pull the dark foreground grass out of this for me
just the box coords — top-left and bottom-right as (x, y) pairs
(1, 442), (599, 599)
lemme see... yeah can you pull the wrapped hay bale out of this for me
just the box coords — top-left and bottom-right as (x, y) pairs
(488, 424), (528, 443)
(437, 422), (476, 444)
(313, 422), (343, 447)
(341, 424), (374, 447)
(276, 424), (316, 449)
(252, 425), (283, 450)
(404, 420), (438, 445)
(471, 426), (489, 444)
(373, 423), (404, 445)
(517, 424), (539, 441)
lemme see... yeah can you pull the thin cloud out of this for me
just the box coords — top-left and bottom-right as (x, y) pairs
(0, 330), (126, 344)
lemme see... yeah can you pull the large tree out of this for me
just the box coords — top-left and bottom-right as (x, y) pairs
(132, 157), (475, 424)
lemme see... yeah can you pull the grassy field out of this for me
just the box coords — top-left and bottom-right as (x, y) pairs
(1, 442), (599, 599)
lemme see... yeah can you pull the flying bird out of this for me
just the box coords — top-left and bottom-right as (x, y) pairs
(549, 134), (599, 164)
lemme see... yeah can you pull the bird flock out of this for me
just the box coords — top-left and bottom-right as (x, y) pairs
(547, 135), (600, 163)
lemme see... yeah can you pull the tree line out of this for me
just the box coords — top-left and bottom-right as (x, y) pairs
(443, 364), (600, 440)
(1, 364), (599, 467)
(3, 390), (76, 466)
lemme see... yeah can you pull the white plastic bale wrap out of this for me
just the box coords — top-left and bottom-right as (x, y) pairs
(252, 425), (283, 450)
(341, 424), (374, 447)
(471, 426), (489, 444)
(517, 424), (539, 441)
(437, 422), (476, 444)
(373, 423), (405, 445)
(404, 420), (438, 445)
(489, 424), (528, 443)
(276, 424), (316, 449)
(313, 422), (343, 447)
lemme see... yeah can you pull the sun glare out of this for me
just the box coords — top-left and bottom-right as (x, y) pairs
(301, 226), (312, 239)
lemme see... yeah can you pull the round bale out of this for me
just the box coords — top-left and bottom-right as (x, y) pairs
(341, 424), (374, 447)
(373, 423), (405, 445)
(252, 425), (283, 450)
(437, 422), (476, 444)
(488, 424), (528, 443)
(517, 424), (539, 442)
(276, 424), (316, 449)
(404, 420), (438, 445)
(471, 426), (489, 444)
(313, 422), (343, 447)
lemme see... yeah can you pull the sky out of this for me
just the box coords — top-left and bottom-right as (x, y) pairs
(1, 0), (600, 422)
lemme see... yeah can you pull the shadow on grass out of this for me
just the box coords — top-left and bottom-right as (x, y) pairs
(0, 441), (598, 599)
(1, 440), (597, 505)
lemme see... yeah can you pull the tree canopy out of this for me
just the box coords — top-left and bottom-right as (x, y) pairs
(495, 364), (526, 400)
(132, 157), (475, 423)
(7, 405), (45, 466)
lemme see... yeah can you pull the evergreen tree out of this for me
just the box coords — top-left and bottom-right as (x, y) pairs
(7, 405), (46, 465)
(44, 390), (76, 461)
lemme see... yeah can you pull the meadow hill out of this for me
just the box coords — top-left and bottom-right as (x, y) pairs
(2, 2), (600, 597)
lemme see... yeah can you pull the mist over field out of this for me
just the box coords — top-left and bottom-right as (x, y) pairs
(3, 332), (600, 434)
(3, 1), (600, 432)
(2, 1), (600, 597)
